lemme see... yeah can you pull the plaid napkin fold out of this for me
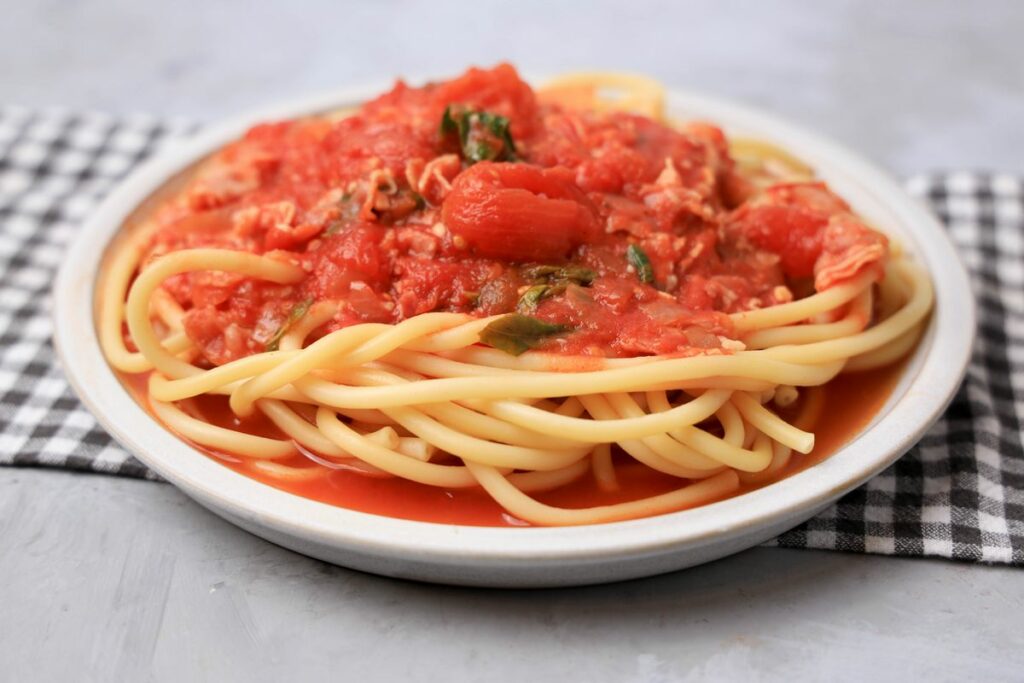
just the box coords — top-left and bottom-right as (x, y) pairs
(0, 105), (1021, 565)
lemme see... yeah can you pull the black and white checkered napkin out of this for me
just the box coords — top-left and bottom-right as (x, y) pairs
(1, 106), (1021, 565)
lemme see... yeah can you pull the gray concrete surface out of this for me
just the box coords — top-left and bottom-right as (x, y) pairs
(2, 1), (1024, 681)
(3, 469), (1023, 682)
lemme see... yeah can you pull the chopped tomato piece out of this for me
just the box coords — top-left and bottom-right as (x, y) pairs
(304, 225), (390, 299)
(727, 182), (886, 289)
(815, 215), (888, 291)
(441, 162), (599, 262)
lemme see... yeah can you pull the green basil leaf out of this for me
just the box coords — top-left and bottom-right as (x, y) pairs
(265, 298), (313, 351)
(627, 244), (654, 284)
(439, 105), (517, 164)
(478, 111), (518, 162)
(517, 282), (571, 312)
(439, 105), (461, 138)
(517, 285), (549, 312)
(479, 314), (570, 356)
(464, 138), (493, 163)
(521, 265), (596, 286)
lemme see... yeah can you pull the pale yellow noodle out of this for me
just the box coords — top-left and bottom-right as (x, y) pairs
(250, 461), (331, 482)
(96, 80), (934, 526)
(732, 392), (815, 454)
(466, 463), (740, 526)
(150, 385), (296, 460)
(591, 443), (619, 492)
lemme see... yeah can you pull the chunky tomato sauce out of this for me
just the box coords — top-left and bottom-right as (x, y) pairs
(141, 64), (887, 365)
(117, 65), (909, 526)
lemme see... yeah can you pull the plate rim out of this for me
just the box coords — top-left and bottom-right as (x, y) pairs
(52, 80), (975, 567)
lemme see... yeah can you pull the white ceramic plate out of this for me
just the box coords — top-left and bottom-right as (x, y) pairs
(53, 81), (974, 588)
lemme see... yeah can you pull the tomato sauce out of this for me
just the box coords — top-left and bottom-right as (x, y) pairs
(116, 64), (906, 526)
(120, 361), (907, 526)
(140, 63), (887, 365)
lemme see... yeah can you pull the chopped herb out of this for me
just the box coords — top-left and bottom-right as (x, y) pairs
(518, 282), (583, 312)
(439, 105), (517, 164)
(627, 244), (654, 284)
(440, 105), (460, 139)
(517, 284), (555, 312)
(465, 138), (493, 162)
(514, 265), (595, 312)
(265, 298), (313, 351)
(521, 264), (596, 286)
(479, 314), (570, 356)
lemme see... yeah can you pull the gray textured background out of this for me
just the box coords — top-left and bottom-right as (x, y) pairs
(6, 0), (1023, 176)
(3, 1), (1023, 681)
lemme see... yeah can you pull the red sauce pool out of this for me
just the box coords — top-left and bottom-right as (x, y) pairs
(120, 361), (906, 527)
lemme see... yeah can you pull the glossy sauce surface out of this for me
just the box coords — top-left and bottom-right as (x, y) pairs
(138, 64), (888, 364)
(122, 361), (906, 527)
